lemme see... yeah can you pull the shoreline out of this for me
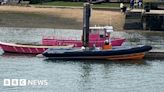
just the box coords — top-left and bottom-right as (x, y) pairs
(0, 6), (124, 31)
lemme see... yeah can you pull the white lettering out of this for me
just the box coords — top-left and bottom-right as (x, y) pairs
(19, 79), (26, 86)
(11, 79), (18, 86)
(3, 79), (10, 86)
(37, 80), (44, 85)
(3, 79), (48, 86)
(44, 80), (48, 86)
(27, 80), (34, 85)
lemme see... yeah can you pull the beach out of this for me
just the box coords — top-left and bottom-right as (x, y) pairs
(0, 6), (124, 30)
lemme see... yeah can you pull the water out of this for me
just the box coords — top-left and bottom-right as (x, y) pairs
(0, 27), (164, 92)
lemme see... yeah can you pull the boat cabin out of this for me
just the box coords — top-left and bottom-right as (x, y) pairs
(42, 26), (116, 47)
(89, 26), (113, 41)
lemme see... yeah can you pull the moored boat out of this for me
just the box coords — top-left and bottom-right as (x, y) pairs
(42, 45), (152, 60)
(42, 26), (126, 47)
(0, 41), (73, 54)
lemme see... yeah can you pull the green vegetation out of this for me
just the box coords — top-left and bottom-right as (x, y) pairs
(35, 1), (129, 8)
(93, 3), (120, 8)
(30, 0), (42, 4)
(41, 1), (83, 7)
(143, 0), (159, 3)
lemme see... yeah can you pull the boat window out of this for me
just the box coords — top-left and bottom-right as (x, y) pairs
(100, 35), (104, 38)
(99, 30), (105, 38)
(90, 29), (98, 34)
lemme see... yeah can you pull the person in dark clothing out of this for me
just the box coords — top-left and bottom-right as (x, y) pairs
(138, 0), (143, 8)
(130, 0), (134, 9)
(120, 2), (124, 13)
(122, 6), (127, 14)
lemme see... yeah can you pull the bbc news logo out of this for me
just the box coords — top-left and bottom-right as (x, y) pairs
(3, 79), (48, 86)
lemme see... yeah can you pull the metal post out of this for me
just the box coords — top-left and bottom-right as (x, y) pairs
(82, 3), (91, 48)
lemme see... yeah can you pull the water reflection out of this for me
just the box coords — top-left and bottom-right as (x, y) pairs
(0, 52), (36, 58)
(44, 58), (148, 65)
(45, 59), (149, 92)
(79, 63), (93, 91)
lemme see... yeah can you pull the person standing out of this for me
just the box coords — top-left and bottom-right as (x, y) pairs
(134, 0), (138, 8)
(130, 0), (134, 9)
(138, 0), (143, 8)
(122, 5), (127, 14)
(102, 40), (112, 50)
(120, 2), (124, 13)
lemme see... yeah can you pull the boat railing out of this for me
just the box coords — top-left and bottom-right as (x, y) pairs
(43, 36), (79, 40)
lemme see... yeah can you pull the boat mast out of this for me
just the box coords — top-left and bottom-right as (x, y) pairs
(82, 3), (91, 48)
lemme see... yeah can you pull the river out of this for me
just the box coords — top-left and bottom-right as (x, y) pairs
(0, 27), (164, 92)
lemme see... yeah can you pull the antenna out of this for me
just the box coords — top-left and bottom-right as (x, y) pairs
(109, 15), (112, 26)
(106, 11), (112, 26)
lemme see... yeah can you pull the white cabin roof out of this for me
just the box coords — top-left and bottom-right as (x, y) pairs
(89, 26), (114, 32)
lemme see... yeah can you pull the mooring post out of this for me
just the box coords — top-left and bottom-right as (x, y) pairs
(82, 3), (91, 48)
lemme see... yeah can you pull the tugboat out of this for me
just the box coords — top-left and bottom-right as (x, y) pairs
(42, 3), (152, 60)
(42, 26), (126, 47)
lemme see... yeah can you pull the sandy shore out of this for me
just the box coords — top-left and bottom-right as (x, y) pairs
(0, 6), (124, 30)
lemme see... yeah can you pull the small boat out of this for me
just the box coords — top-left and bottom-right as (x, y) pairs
(0, 41), (73, 54)
(42, 45), (152, 60)
(42, 26), (126, 47)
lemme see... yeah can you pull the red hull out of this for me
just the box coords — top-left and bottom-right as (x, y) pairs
(0, 42), (73, 54)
